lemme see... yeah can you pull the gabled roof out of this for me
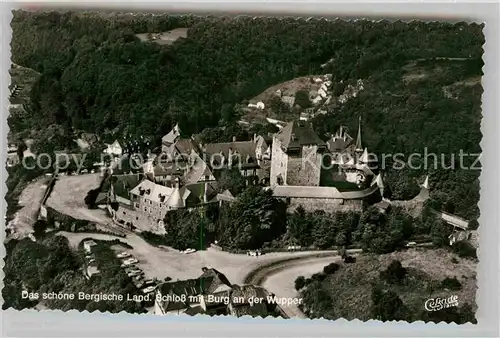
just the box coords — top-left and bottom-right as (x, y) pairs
(184, 152), (215, 184)
(130, 179), (174, 203)
(173, 138), (199, 155)
(274, 121), (326, 152)
(327, 132), (354, 154)
(199, 267), (233, 293)
(254, 135), (269, 152)
(205, 141), (259, 168)
(105, 174), (144, 200)
(212, 189), (236, 203)
(185, 181), (218, 202)
(162, 124), (181, 145)
(158, 276), (215, 299)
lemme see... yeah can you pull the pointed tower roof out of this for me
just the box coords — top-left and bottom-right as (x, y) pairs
(414, 175), (430, 202)
(421, 175), (429, 189)
(355, 116), (362, 151)
(360, 148), (369, 163)
(166, 187), (184, 208)
(371, 173), (384, 188)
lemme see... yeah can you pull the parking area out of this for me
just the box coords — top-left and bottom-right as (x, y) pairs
(58, 231), (338, 285)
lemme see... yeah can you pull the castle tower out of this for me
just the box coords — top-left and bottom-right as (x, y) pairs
(270, 121), (327, 187)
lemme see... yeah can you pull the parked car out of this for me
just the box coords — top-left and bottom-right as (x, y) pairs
(127, 270), (144, 278)
(287, 245), (302, 251)
(142, 279), (155, 286)
(116, 252), (131, 259)
(247, 250), (261, 257)
(122, 257), (139, 264)
(406, 241), (417, 247)
(125, 267), (142, 273)
(183, 248), (196, 254)
(120, 259), (138, 267)
(142, 285), (156, 294)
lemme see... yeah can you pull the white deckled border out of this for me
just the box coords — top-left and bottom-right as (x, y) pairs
(1, 1), (499, 337)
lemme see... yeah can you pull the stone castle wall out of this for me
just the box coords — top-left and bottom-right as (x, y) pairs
(270, 137), (288, 186)
(288, 197), (362, 213)
(286, 145), (321, 186)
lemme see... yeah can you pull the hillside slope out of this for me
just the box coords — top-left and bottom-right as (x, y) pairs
(299, 248), (477, 323)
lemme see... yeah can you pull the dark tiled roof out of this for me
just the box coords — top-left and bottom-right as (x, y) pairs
(231, 303), (268, 317)
(184, 305), (205, 316)
(107, 174), (144, 200)
(153, 160), (190, 177)
(183, 152), (215, 184)
(230, 284), (267, 304)
(327, 136), (354, 153)
(185, 182), (218, 203)
(275, 121), (326, 152)
(205, 141), (258, 169)
(199, 268), (232, 293)
(229, 285), (269, 317)
(173, 139), (199, 155)
(159, 277), (214, 298)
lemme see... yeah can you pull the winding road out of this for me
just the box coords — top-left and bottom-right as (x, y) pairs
(243, 249), (362, 318)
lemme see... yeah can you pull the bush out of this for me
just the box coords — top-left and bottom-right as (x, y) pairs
(344, 255), (356, 263)
(452, 241), (477, 259)
(311, 273), (326, 282)
(294, 276), (306, 290)
(323, 262), (340, 275)
(468, 219), (479, 230)
(381, 260), (407, 283)
(440, 277), (462, 291)
(451, 257), (459, 264)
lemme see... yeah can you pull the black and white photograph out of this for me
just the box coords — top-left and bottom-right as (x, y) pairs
(3, 7), (484, 325)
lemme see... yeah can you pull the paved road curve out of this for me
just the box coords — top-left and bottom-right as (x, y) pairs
(243, 249), (362, 319)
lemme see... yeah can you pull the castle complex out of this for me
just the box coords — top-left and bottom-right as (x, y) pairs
(269, 119), (382, 212)
(102, 117), (385, 233)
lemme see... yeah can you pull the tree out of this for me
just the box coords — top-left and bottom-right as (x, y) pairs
(371, 285), (407, 321)
(217, 169), (247, 196)
(217, 186), (287, 249)
(430, 217), (452, 247)
(440, 277), (462, 291)
(323, 262), (340, 275)
(294, 276), (306, 290)
(380, 260), (407, 283)
(294, 89), (312, 108)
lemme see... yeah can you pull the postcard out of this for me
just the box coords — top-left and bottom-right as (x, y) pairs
(3, 9), (483, 324)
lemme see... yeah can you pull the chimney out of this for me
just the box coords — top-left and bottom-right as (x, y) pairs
(174, 177), (180, 189)
(232, 136), (237, 142)
(291, 133), (296, 141)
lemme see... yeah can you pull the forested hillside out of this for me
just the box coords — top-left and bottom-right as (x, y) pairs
(10, 11), (484, 218)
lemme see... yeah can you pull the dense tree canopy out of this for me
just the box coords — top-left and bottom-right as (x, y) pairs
(10, 12), (483, 219)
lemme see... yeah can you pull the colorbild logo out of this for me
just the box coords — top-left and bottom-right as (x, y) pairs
(424, 295), (459, 311)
